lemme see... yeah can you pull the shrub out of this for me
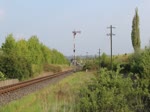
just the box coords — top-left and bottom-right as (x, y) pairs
(139, 48), (150, 78)
(130, 52), (142, 75)
(130, 48), (150, 79)
(82, 61), (98, 71)
(0, 71), (6, 81)
(79, 68), (132, 112)
(43, 64), (62, 73)
(0, 55), (32, 80)
(100, 53), (111, 69)
(129, 48), (150, 112)
(31, 64), (43, 77)
(78, 67), (150, 112)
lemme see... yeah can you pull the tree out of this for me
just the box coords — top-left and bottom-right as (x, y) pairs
(0, 34), (69, 80)
(1, 34), (16, 55)
(51, 49), (68, 64)
(40, 44), (52, 64)
(0, 54), (32, 80)
(16, 39), (30, 59)
(131, 8), (141, 52)
(27, 36), (44, 65)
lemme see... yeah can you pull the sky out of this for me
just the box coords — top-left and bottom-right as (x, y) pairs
(0, 0), (150, 56)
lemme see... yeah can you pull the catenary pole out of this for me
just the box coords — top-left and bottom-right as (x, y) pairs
(107, 25), (115, 70)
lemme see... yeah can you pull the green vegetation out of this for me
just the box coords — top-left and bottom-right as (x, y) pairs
(131, 8), (141, 52)
(43, 64), (62, 73)
(0, 72), (93, 112)
(82, 60), (98, 71)
(0, 71), (6, 81)
(79, 68), (133, 112)
(130, 48), (150, 78)
(0, 7), (149, 112)
(0, 34), (69, 80)
(0, 48), (149, 112)
(78, 47), (150, 112)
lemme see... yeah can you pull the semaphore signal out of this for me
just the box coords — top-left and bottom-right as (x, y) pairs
(72, 30), (81, 67)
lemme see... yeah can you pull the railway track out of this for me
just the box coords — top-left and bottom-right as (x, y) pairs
(0, 70), (73, 105)
(0, 70), (73, 95)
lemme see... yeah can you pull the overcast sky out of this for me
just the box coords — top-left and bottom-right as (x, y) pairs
(0, 0), (150, 56)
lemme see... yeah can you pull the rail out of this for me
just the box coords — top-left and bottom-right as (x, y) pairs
(0, 70), (73, 94)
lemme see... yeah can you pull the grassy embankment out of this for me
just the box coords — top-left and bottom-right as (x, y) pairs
(0, 71), (94, 112)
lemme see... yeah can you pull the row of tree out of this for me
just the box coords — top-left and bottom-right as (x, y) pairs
(0, 34), (69, 80)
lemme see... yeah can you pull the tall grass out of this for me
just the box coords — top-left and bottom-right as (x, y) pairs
(0, 72), (93, 112)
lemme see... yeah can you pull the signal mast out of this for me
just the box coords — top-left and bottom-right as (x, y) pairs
(72, 30), (81, 66)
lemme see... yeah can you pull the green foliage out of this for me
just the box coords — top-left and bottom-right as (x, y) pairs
(78, 67), (150, 112)
(113, 54), (131, 73)
(130, 48), (150, 78)
(130, 52), (141, 75)
(129, 48), (150, 112)
(79, 68), (132, 112)
(139, 48), (150, 78)
(83, 61), (98, 71)
(51, 49), (69, 64)
(41, 44), (52, 64)
(28, 36), (44, 65)
(130, 77), (150, 112)
(0, 34), (68, 80)
(131, 8), (141, 52)
(1, 34), (16, 55)
(0, 55), (32, 80)
(0, 48), (3, 55)
(100, 53), (111, 69)
(15, 39), (30, 59)
(0, 71), (6, 81)
(43, 64), (62, 73)
(31, 64), (43, 76)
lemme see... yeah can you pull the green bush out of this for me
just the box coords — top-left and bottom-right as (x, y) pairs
(139, 48), (150, 78)
(82, 61), (98, 71)
(78, 67), (150, 112)
(78, 68), (132, 112)
(0, 71), (6, 81)
(0, 55), (32, 80)
(31, 64), (43, 77)
(129, 48), (150, 112)
(130, 52), (142, 75)
(130, 48), (150, 79)
(100, 53), (111, 69)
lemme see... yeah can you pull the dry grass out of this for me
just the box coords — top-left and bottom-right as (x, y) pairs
(0, 71), (93, 112)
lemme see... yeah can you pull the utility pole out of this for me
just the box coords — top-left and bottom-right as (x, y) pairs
(86, 52), (88, 59)
(98, 48), (100, 70)
(107, 25), (115, 70)
(72, 30), (81, 67)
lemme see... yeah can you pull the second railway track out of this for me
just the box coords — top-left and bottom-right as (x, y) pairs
(0, 69), (73, 106)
